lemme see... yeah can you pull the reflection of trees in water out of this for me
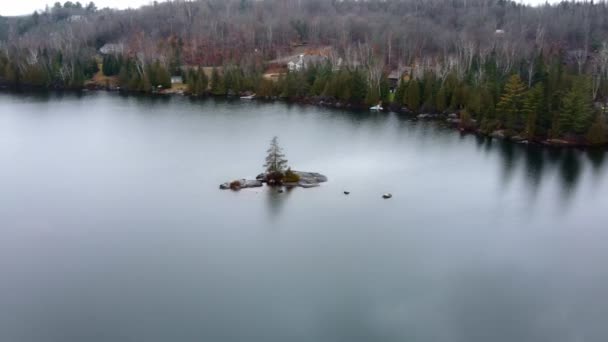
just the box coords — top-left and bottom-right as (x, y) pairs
(494, 142), (608, 203)
(586, 149), (606, 173)
(559, 151), (581, 198)
(498, 141), (518, 186)
(474, 135), (495, 155)
(265, 186), (294, 220)
(523, 146), (544, 198)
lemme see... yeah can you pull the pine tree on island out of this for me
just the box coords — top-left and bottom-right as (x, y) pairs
(263, 136), (299, 185)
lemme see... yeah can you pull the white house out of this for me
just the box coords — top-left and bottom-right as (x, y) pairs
(287, 54), (327, 72)
(171, 76), (184, 84)
(288, 54), (305, 71)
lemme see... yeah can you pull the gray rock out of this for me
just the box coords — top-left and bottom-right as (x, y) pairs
(382, 193), (393, 199)
(299, 182), (320, 188)
(490, 130), (506, 139)
(293, 171), (328, 183)
(243, 179), (263, 188)
(227, 171), (328, 190)
(344, 191), (350, 195)
(219, 179), (263, 190)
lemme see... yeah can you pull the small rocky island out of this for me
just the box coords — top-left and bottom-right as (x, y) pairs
(219, 136), (327, 191)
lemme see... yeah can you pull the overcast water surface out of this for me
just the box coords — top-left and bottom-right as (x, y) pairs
(1, 91), (608, 342)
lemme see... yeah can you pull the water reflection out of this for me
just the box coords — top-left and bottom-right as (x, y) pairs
(523, 146), (544, 194)
(498, 141), (518, 187)
(586, 149), (606, 173)
(559, 151), (582, 198)
(491, 138), (608, 205)
(265, 186), (293, 220)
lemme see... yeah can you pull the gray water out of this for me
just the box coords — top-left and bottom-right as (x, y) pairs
(1, 91), (608, 342)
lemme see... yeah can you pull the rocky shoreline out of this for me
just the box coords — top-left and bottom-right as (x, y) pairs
(415, 112), (601, 149)
(220, 171), (328, 190)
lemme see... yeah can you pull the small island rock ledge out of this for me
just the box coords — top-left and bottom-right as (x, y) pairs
(220, 171), (328, 190)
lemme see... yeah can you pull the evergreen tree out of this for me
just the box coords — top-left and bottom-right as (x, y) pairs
(586, 114), (608, 145)
(379, 75), (390, 104)
(22, 63), (48, 87)
(196, 68), (208, 94)
(496, 74), (527, 132)
(264, 136), (288, 174)
(69, 65), (85, 88)
(449, 83), (467, 110)
(394, 80), (407, 106)
(311, 73), (328, 96)
(459, 109), (475, 131)
(350, 69), (367, 103)
(466, 86), (482, 118)
(281, 71), (299, 99)
(4, 62), (20, 87)
(156, 63), (171, 89)
(404, 80), (420, 111)
(522, 83), (545, 139)
(560, 76), (593, 135)
(256, 78), (277, 98)
(336, 70), (352, 102)
(421, 74), (436, 112)
(435, 85), (448, 113)
(210, 67), (225, 95)
(186, 68), (207, 95)
(365, 83), (381, 106)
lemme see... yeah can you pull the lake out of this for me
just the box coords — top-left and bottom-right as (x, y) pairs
(1, 91), (608, 342)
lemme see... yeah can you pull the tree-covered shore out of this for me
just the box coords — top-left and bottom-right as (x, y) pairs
(2, 0), (608, 147)
(4, 51), (606, 147)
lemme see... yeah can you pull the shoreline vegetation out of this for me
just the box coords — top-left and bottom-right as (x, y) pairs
(2, 79), (606, 149)
(2, 1), (608, 148)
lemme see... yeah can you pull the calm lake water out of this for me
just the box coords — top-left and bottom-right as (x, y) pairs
(1, 91), (608, 342)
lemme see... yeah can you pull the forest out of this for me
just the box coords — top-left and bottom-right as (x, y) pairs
(1, 0), (608, 145)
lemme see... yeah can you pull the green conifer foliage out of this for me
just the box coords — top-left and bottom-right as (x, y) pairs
(496, 74), (527, 133)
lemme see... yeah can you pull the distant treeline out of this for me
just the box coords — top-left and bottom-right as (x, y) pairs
(0, 50), (98, 89)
